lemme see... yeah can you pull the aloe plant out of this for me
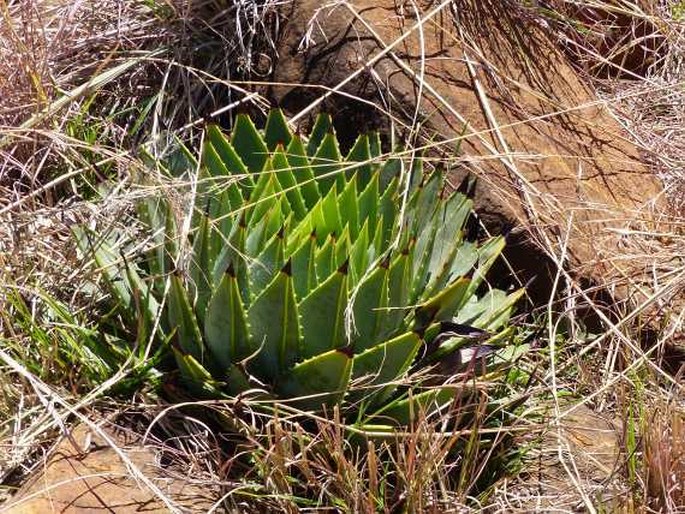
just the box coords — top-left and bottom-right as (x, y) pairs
(77, 110), (523, 424)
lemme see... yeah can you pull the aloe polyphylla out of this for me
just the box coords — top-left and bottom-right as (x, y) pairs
(77, 110), (523, 423)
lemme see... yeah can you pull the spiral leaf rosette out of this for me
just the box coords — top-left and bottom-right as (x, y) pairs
(76, 110), (523, 425)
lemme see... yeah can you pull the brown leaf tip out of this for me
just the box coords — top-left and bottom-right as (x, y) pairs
(337, 258), (349, 275)
(336, 345), (354, 358)
(281, 258), (293, 276)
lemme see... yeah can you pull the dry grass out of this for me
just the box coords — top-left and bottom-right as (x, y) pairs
(1, 0), (685, 512)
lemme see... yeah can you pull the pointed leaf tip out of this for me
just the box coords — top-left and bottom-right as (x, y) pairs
(337, 345), (354, 358)
(281, 258), (292, 276)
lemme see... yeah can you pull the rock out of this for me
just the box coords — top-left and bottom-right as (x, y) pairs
(267, 0), (671, 311)
(2, 424), (214, 513)
(488, 403), (628, 511)
(548, 1), (667, 79)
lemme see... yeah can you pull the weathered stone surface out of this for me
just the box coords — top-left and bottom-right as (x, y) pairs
(489, 403), (627, 511)
(3, 424), (214, 513)
(548, 0), (667, 78)
(268, 0), (670, 309)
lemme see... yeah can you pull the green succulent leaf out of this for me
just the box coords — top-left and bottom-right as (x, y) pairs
(414, 276), (471, 330)
(424, 193), (472, 294)
(84, 110), (522, 426)
(271, 146), (307, 220)
(278, 348), (352, 411)
(358, 173), (379, 238)
(386, 248), (411, 331)
(200, 140), (244, 228)
(285, 135), (320, 209)
(248, 227), (285, 293)
(206, 124), (253, 192)
(307, 113), (333, 156)
(351, 262), (390, 352)
(264, 109), (292, 151)
(136, 197), (172, 281)
(172, 348), (224, 398)
(320, 183), (342, 239)
(189, 212), (213, 324)
(345, 135), (373, 185)
(246, 196), (284, 258)
(168, 273), (204, 362)
(377, 175), (399, 248)
(247, 261), (301, 381)
(205, 267), (251, 370)
(299, 262), (349, 358)
(334, 225), (351, 270)
(351, 331), (422, 407)
(371, 386), (457, 426)
(368, 132), (382, 159)
(290, 231), (318, 300)
(467, 236), (506, 295)
(447, 241), (479, 283)
(337, 174), (359, 239)
(231, 114), (269, 173)
(349, 220), (370, 285)
(212, 216), (248, 302)
(456, 288), (525, 332)
(315, 234), (336, 284)
(408, 170), (442, 235)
